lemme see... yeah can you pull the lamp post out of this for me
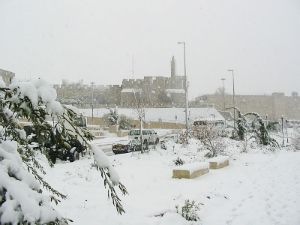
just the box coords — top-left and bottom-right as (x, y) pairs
(286, 118), (289, 143)
(91, 82), (95, 125)
(178, 42), (188, 129)
(221, 78), (226, 110)
(228, 70), (236, 130)
(281, 116), (284, 146)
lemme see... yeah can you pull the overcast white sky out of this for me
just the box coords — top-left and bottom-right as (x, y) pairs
(1, 0), (300, 100)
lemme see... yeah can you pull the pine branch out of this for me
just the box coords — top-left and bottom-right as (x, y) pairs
(95, 165), (128, 214)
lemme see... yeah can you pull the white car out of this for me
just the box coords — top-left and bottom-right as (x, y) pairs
(160, 134), (180, 149)
(128, 129), (159, 146)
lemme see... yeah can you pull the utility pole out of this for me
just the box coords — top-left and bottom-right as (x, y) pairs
(178, 42), (188, 130)
(228, 70), (236, 131)
(91, 82), (95, 125)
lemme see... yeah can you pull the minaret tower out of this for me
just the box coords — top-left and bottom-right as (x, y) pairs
(171, 56), (176, 77)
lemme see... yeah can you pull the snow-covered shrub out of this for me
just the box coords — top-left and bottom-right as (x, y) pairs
(175, 199), (203, 222)
(228, 107), (279, 149)
(118, 114), (134, 130)
(195, 126), (227, 158)
(0, 140), (68, 225)
(246, 112), (279, 148)
(0, 78), (127, 224)
(103, 107), (119, 127)
(292, 135), (300, 150)
(179, 127), (193, 146)
(173, 157), (185, 166)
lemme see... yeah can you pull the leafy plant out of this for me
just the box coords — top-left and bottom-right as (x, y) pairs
(175, 199), (203, 222)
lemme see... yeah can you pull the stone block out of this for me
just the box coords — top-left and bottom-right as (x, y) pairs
(206, 156), (229, 169)
(172, 162), (209, 179)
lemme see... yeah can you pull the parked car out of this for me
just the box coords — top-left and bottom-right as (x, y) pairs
(112, 139), (142, 154)
(128, 129), (159, 146)
(160, 134), (180, 149)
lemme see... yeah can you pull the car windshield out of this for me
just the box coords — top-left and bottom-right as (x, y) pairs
(129, 130), (140, 135)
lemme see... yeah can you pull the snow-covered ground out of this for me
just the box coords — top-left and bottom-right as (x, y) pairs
(42, 137), (300, 225)
(80, 108), (224, 124)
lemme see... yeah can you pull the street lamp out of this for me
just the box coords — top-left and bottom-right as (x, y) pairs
(178, 42), (188, 129)
(221, 78), (226, 110)
(91, 82), (95, 124)
(228, 70), (236, 130)
(281, 116), (284, 146)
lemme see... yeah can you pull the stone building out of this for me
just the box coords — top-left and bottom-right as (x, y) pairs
(119, 56), (185, 107)
(0, 69), (15, 86)
(54, 56), (186, 108)
(194, 92), (300, 120)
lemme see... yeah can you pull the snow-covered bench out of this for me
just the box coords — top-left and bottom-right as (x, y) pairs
(206, 156), (229, 169)
(172, 162), (209, 179)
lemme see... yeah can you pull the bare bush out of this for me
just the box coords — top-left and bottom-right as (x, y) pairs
(194, 125), (227, 158)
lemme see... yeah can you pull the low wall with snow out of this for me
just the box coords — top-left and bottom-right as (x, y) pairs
(172, 162), (209, 179)
(206, 156), (229, 169)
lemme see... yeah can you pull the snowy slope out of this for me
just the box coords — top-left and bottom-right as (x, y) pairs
(42, 141), (300, 225)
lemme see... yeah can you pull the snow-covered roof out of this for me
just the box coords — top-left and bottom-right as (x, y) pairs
(165, 89), (185, 94)
(121, 88), (142, 93)
(80, 107), (225, 123)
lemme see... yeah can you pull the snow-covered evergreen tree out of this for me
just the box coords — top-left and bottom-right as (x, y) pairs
(227, 107), (247, 141)
(108, 107), (119, 126)
(0, 78), (127, 224)
(103, 107), (120, 127)
(235, 108), (248, 141)
(245, 112), (279, 147)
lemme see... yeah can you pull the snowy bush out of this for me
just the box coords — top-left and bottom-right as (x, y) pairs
(246, 112), (279, 148)
(0, 78), (127, 224)
(0, 140), (68, 225)
(175, 199), (203, 222)
(118, 114), (134, 130)
(195, 126), (227, 158)
(228, 107), (279, 149)
(292, 135), (300, 150)
(103, 107), (119, 127)
(173, 157), (185, 166)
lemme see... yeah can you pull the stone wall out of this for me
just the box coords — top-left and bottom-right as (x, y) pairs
(53, 56), (186, 108)
(196, 92), (300, 120)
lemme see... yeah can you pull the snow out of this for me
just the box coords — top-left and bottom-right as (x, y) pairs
(165, 89), (185, 94)
(206, 156), (229, 164)
(175, 162), (209, 173)
(40, 138), (300, 225)
(0, 77), (5, 88)
(0, 141), (62, 224)
(80, 107), (224, 124)
(2, 78), (300, 224)
(8, 78), (63, 115)
(90, 143), (110, 168)
(121, 88), (142, 93)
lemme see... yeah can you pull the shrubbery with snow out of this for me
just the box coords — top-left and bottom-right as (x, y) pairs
(0, 78), (127, 224)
